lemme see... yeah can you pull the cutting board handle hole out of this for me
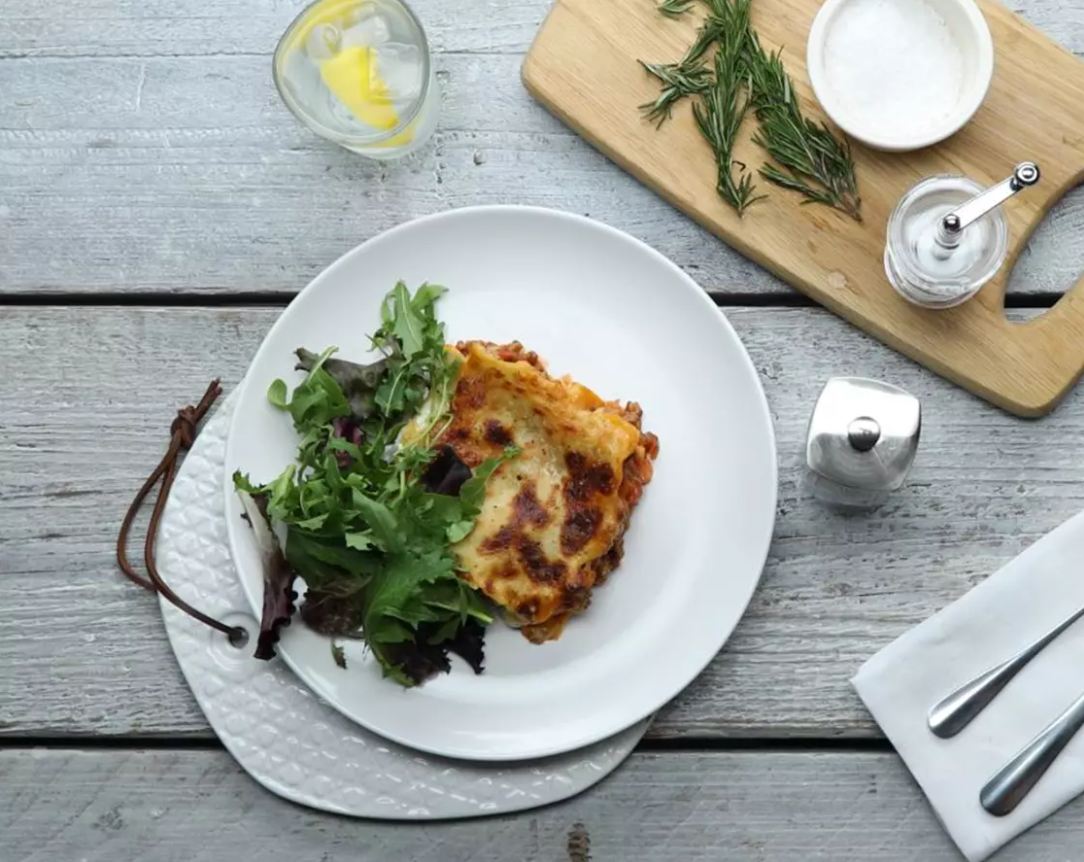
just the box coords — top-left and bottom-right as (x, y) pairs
(1006, 183), (1084, 311)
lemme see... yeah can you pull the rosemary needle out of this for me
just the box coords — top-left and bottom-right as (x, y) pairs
(656, 0), (697, 17)
(681, 14), (725, 66)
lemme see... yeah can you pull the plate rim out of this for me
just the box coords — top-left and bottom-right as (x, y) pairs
(223, 204), (778, 761)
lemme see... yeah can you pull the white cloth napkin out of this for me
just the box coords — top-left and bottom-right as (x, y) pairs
(852, 509), (1084, 862)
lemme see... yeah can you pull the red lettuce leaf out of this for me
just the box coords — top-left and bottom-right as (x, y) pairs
(237, 490), (297, 660)
(382, 620), (487, 684)
(420, 445), (473, 497)
(296, 347), (387, 421)
(300, 589), (363, 638)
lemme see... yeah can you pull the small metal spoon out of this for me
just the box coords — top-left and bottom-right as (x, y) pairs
(980, 690), (1084, 817)
(927, 604), (1084, 739)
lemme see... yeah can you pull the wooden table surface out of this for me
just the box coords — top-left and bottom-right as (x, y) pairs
(5, 0), (1084, 859)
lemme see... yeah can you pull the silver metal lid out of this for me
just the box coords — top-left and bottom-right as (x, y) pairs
(806, 377), (921, 492)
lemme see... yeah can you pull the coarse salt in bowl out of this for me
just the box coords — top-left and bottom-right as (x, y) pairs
(806, 0), (994, 152)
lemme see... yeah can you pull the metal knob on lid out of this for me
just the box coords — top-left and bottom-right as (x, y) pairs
(804, 377), (922, 512)
(847, 417), (881, 452)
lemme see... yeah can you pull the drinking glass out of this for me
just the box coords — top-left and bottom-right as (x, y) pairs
(273, 0), (439, 159)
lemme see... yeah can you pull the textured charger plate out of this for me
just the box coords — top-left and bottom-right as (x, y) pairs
(154, 390), (650, 819)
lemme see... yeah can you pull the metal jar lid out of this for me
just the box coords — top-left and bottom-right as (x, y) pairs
(805, 377), (922, 493)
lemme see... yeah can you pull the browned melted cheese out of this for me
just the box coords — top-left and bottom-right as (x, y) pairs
(434, 341), (658, 642)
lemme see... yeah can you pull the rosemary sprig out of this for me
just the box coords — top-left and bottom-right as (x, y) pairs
(638, 1), (728, 126)
(639, 60), (713, 127)
(638, 0), (862, 221)
(692, 0), (763, 214)
(745, 34), (862, 221)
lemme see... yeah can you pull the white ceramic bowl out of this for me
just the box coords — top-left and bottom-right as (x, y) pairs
(806, 0), (994, 152)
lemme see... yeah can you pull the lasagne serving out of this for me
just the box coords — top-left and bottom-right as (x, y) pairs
(435, 340), (659, 643)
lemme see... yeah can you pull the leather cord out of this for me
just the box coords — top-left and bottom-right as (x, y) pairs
(116, 379), (246, 644)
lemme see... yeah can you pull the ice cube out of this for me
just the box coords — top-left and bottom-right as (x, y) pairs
(281, 50), (326, 111)
(305, 23), (341, 60)
(341, 14), (391, 48)
(372, 42), (424, 106)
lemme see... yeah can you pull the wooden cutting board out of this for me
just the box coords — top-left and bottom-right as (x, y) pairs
(522, 0), (1084, 417)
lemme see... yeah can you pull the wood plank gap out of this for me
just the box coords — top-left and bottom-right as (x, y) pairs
(0, 735), (894, 754)
(715, 293), (1068, 308)
(0, 736), (224, 751)
(0, 291), (812, 308)
(0, 291), (1065, 309)
(637, 736), (894, 754)
(0, 292), (294, 308)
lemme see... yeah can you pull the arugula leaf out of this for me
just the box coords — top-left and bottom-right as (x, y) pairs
(375, 363), (412, 415)
(351, 495), (402, 553)
(410, 282), (448, 314)
(284, 528), (376, 583)
(418, 580), (494, 625)
(445, 520), (475, 544)
(363, 549), (456, 639)
(392, 280), (426, 358)
(460, 446), (521, 514)
(289, 367), (350, 430)
(269, 346), (351, 432)
(268, 379), (288, 408)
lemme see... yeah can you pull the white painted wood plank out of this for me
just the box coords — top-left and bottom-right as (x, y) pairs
(1, 0), (1081, 58)
(3, 305), (1084, 738)
(0, 52), (788, 298)
(5, 748), (1084, 861)
(0, 0), (546, 58)
(2, 0), (1083, 297)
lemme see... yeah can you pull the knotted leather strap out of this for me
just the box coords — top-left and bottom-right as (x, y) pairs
(116, 379), (245, 643)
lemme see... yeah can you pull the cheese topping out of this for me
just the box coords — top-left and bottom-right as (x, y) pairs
(418, 341), (657, 641)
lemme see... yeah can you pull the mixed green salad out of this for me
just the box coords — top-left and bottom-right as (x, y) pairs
(234, 282), (517, 686)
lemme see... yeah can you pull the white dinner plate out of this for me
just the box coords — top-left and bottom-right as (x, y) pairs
(224, 206), (777, 762)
